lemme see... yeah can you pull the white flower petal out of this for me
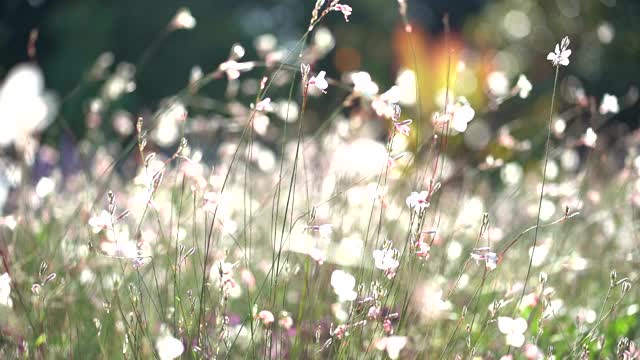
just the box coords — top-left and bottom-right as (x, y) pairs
(497, 317), (513, 334)
(506, 333), (525, 347)
(512, 317), (528, 334)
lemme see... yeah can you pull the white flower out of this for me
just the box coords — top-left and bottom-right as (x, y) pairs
(171, 8), (196, 30)
(0, 273), (12, 307)
(35, 177), (55, 198)
(374, 336), (408, 359)
(371, 86), (401, 118)
(497, 316), (527, 347)
(599, 93), (619, 114)
(406, 191), (429, 211)
(309, 71), (329, 93)
(451, 98), (475, 132)
(88, 210), (112, 234)
(470, 247), (498, 270)
(330, 270), (357, 302)
(581, 127), (597, 148)
(516, 74), (533, 99)
(373, 248), (399, 273)
(0, 63), (58, 148)
(255, 98), (273, 112)
(155, 333), (184, 360)
(219, 60), (254, 80)
(351, 71), (379, 97)
(546, 36), (571, 67)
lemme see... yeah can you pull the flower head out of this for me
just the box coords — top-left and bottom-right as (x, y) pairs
(516, 74), (532, 99)
(309, 71), (328, 93)
(497, 316), (528, 347)
(88, 210), (112, 234)
(255, 98), (273, 112)
(393, 119), (412, 136)
(546, 36), (571, 67)
(0, 273), (12, 307)
(330, 270), (357, 302)
(257, 310), (275, 327)
(219, 60), (254, 80)
(170, 8), (196, 30)
(451, 98), (475, 132)
(581, 127), (597, 148)
(471, 247), (498, 270)
(374, 336), (408, 359)
(351, 71), (379, 97)
(406, 191), (429, 212)
(0, 63), (58, 148)
(373, 247), (399, 278)
(155, 333), (184, 360)
(599, 93), (619, 114)
(415, 238), (431, 260)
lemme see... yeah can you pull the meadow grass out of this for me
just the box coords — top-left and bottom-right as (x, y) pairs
(0, 2), (637, 359)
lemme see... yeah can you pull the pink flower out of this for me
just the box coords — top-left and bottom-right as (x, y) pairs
(523, 343), (543, 360)
(367, 306), (381, 319)
(333, 4), (353, 22)
(415, 240), (431, 260)
(258, 310), (274, 327)
(406, 191), (429, 212)
(470, 247), (498, 270)
(332, 324), (349, 339)
(393, 119), (412, 136)
(279, 314), (293, 330)
(309, 71), (328, 93)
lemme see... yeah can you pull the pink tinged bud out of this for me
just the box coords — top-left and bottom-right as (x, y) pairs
(44, 273), (56, 283)
(31, 284), (41, 295)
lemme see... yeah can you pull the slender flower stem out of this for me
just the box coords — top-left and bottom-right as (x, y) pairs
(514, 66), (560, 314)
